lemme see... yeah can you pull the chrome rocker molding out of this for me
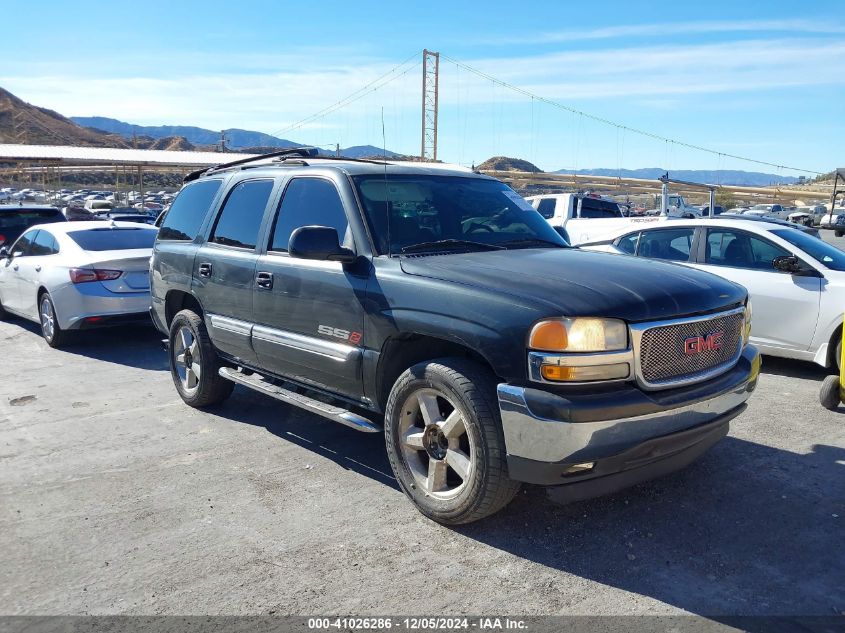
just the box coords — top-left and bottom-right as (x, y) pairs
(251, 325), (357, 362)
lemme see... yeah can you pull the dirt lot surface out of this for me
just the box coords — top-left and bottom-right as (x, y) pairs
(1, 231), (843, 617)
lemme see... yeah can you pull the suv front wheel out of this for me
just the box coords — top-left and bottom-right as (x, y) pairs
(168, 309), (234, 407)
(384, 358), (520, 525)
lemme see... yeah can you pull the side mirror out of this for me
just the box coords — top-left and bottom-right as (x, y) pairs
(773, 256), (802, 274)
(289, 226), (355, 264)
(773, 255), (819, 277)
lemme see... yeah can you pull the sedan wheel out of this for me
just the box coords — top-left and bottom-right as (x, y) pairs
(38, 293), (69, 348)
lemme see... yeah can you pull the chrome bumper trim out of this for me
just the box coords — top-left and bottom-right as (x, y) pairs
(499, 347), (757, 464)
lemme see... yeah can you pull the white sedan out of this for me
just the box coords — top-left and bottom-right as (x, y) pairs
(581, 217), (845, 369)
(0, 221), (156, 347)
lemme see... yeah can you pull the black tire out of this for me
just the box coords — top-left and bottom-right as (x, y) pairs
(0, 294), (7, 321)
(384, 358), (520, 525)
(820, 375), (841, 411)
(38, 292), (70, 348)
(168, 309), (234, 407)
(836, 231), (844, 238)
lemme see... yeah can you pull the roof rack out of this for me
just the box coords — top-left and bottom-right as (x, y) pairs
(183, 147), (320, 183)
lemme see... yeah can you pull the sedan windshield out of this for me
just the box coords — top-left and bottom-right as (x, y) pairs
(771, 228), (845, 272)
(352, 175), (568, 255)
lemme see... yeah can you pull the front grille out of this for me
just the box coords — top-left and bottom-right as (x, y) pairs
(638, 311), (744, 386)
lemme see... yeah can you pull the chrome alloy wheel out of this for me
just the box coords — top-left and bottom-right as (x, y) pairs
(39, 296), (55, 341)
(398, 388), (475, 499)
(173, 326), (201, 393)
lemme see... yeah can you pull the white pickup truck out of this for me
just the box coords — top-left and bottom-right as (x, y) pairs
(643, 194), (704, 218)
(525, 193), (666, 245)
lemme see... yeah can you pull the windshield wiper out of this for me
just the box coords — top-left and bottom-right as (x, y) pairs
(498, 238), (567, 249)
(401, 239), (506, 254)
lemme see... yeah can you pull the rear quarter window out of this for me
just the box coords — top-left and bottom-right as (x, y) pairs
(158, 180), (223, 241)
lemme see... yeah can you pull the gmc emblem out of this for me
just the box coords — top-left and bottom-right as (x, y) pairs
(684, 332), (724, 355)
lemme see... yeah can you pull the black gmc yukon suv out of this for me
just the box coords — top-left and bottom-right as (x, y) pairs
(150, 149), (760, 525)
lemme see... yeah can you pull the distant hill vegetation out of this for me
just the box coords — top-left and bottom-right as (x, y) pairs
(556, 167), (798, 186)
(477, 156), (541, 172)
(0, 87), (128, 147)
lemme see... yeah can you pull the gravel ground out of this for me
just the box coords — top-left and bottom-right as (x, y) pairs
(1, 233), (843, 617)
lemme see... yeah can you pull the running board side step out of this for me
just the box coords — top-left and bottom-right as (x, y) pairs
(218, 367), (380, 433)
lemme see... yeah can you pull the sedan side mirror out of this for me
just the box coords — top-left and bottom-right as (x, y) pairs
(289, 226), (355, 264)
(773, 255), (819, 277)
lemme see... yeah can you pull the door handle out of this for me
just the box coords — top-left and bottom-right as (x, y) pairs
(256, 271), (274, 289)
(12, 265), (18, 271)
(198, 263), (212, 278)
(35, 265), (41, 272)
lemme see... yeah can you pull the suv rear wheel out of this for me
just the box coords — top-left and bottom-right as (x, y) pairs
(168, 309), (234, 407)
(384, 358), (520, 525)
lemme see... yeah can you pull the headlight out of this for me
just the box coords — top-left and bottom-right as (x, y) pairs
(743, 301), (752, 345)
(528, 317), (628, 353)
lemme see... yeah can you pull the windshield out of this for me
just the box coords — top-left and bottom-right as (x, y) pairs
(352, 175), (568, 254)
(68, 227), (157, 251)
(771, 228), (845, 272)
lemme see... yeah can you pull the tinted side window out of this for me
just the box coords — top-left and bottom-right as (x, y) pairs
(616, 232), (640, 255)
(12, 230), (38, 256)
(271, 178), (349, 252)
(210, 179), (275, 250)
(706, 229), (790, 270)
(159, 180), (222, 241)
(637, 228), (695, 262)
(580, 198), (622, 219)
(30, 230), (59, 255)
(537, 198), (556, 219)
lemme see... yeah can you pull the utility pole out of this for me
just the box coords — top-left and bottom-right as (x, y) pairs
(220, 130), (227, 153)
(420, 49), (440, 161)
(336, 143), (340, 158)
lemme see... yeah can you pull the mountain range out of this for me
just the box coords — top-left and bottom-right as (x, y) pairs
(0, 86), (810, 183)
(70, 116), (399, 159)
(556, 167), (798, 186)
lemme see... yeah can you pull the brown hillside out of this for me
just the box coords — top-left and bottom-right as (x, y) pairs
(477, 156), (541, 172)
(0, 86), (129, 147)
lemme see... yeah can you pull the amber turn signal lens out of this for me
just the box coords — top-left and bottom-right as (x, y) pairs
(529, 321), (568, 352)
(540, 363), (630, 382)
(541, 365), (577, 381)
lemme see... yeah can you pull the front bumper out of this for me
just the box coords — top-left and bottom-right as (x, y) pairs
(497, 344), (760, 490)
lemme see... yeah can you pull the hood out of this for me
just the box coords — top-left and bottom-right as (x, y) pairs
(399, 248), (746, 323)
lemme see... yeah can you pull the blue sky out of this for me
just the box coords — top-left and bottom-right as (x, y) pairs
(1, 0), (843, 175)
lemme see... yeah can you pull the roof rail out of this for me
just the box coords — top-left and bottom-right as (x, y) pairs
(183, 147), (320, 183)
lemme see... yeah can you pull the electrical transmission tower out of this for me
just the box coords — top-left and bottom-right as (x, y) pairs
(420, 49), (439, 161)
(12, 110), (27, 143)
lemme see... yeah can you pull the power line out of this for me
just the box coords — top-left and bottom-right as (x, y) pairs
(439, 53), (822, 176)
(270, 52), (421, 138)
